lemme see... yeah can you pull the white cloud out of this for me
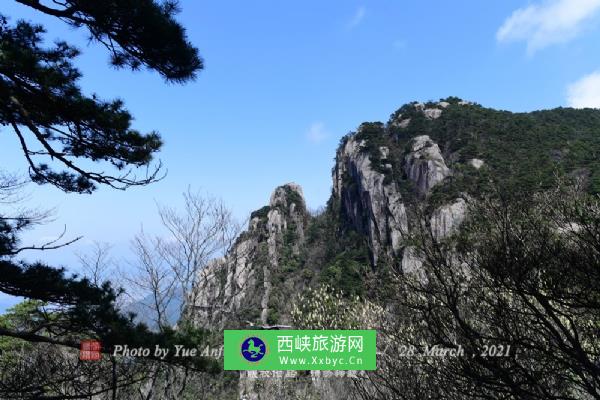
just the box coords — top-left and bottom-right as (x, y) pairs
(497, 0), (600, 53)
(567, 71), (600, 108)
(347, 6), (366, 29)
(305, 122), (329, 144)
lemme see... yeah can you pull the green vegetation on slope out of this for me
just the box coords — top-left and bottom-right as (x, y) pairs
(343, 98), (600, 213)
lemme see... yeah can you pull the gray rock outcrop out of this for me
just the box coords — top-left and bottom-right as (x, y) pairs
(430, 198), (467, 239)
(423, 108), (443, 119)
(404, 135), (450, 195)
(468, 158), (484, 169)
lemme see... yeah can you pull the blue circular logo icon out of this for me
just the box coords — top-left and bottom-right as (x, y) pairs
(241, 336), (266, 362)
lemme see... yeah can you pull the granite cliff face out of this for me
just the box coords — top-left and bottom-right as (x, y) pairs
(332, 134), (407, 266)
(191, 183), (361, 400)
(331, 101), (463, 268)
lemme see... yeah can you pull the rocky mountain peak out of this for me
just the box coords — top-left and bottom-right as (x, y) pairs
(191, 182), (308, 330)
(269, 182), (305, 210)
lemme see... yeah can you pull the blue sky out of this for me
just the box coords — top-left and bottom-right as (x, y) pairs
(2, 0), (600, 310)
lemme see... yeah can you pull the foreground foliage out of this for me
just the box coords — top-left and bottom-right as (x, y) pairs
(359, 182), (600, 400)
(0, 1), (215, 398)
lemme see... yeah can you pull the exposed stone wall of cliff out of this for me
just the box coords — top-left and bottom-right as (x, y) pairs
(332, 101), (465, 268)
(332, 134), (407, 265)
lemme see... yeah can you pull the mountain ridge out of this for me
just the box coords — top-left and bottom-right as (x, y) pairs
(188, 97), (600, 399)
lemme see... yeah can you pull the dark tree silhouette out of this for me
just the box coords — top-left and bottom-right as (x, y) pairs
(1, 0), (202, 193)
(360, 183), (600, 400)
(0, 2), (212, 395)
